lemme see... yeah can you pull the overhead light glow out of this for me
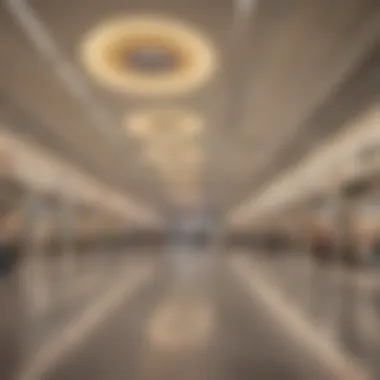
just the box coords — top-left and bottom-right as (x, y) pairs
(124, 107), (204, 204)
(125, 107), (203, 139)
(79, 15), (218, 96)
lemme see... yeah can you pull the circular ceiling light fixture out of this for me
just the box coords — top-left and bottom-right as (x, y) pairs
(79, 15), (217, 96)
(125, 107), (203, 140)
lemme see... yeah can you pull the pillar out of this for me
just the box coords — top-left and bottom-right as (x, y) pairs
(20, 191), (50, 318)
(338, 177), (371, 266)
(57, 196), (77, 302)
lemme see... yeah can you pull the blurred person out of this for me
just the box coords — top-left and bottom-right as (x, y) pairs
(311, 226), (334, 262)
(0, 205), (20, 276)
(369, 233), (380, 263)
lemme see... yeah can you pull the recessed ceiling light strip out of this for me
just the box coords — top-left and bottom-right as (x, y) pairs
(0, 129), (161, 225)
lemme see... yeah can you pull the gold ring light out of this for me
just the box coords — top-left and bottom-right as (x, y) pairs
(80, 15), (217, 96)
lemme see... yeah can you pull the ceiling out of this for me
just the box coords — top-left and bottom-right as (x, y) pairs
(230, 103), (380, 227)
(1, 0), (379, 223)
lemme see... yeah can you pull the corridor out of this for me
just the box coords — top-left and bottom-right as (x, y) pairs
(1, 0), (380, 378)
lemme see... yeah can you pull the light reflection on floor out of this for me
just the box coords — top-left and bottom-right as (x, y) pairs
(146, 292), (215, 350)
(3, 248), (380, 379)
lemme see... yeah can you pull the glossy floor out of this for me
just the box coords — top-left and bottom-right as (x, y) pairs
(1, 248), (379, 380)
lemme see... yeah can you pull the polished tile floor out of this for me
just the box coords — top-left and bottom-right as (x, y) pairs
(1, 248), (379, 380)
(238, 251), (380, 378)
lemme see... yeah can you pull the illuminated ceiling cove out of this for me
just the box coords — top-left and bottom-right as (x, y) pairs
(80, 15), (218, 97)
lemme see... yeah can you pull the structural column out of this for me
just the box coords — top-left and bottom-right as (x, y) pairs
(20, 191), (50, 318)
(338, 177), (370, 266)
(57, 196), (78, 302)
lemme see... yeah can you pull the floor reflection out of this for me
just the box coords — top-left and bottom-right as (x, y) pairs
(3, 249), (380, 379)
